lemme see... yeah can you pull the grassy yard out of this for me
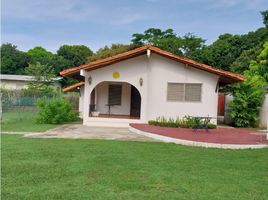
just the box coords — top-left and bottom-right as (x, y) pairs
(2, 134), (268, 200)
(1, 111), (59, 132)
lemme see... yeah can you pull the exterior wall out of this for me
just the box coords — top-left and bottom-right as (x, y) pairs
(96, 82), (131, 115)
(147, 54), (219, 124)
(260, 94), (268, 129)
(81, 53), (220, 127)
(82, 54), (148, 126)
(1, 80), (29, 89)
(1, 80), (61, 90)
(79, 86), (84, 117)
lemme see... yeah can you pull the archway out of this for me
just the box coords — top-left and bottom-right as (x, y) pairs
(89, 81), (141, 119)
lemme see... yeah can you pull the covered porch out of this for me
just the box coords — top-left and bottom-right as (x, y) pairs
(85, 81), (142, 127)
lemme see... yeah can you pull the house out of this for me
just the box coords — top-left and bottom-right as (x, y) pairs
(61, 45), (244, 127)
(0, 74), (62, 90)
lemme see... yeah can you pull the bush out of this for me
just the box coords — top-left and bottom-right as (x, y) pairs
(36, 97), (78, 124)
(148, 116), (217, 129)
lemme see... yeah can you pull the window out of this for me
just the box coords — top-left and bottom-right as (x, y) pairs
(167, 83), (184, 101)
(108, 84), (122, 105)
(185, 84), (202, 102)
(167, 83), (202, 102)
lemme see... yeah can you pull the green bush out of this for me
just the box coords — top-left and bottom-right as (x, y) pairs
(36, 97), (78, 124)
(148, 116), (217, 129)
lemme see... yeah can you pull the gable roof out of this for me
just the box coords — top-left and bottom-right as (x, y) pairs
(60, 45), (244, 83)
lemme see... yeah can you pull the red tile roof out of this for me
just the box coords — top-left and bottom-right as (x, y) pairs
(60, 45), (244, 83)
(63, 81), (84, 92)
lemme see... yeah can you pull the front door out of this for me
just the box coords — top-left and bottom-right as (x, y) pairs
(130, 86), (141, 118)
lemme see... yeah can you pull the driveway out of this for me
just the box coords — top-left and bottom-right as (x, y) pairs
(24, 124), (157, 142)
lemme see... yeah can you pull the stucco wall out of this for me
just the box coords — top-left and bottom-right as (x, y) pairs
(260, 94), (268, 129)
(1, 80), (29, 89)
(96, 82), (131, 115)
(81, 52), (220, 126)
(147, 54), (219, 123)
(1, 80), (61, 90)
(79, 86), (84, 117)
(82, 54), (148, 124)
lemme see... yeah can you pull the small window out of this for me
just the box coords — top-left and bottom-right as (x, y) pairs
(185, 84), (202, 102)
(167, 83), (184, 101)
(108, 84), (122, 105)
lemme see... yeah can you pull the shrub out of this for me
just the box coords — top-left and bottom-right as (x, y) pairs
(36, 97), (78, 124)
(148, 116), (217, 129)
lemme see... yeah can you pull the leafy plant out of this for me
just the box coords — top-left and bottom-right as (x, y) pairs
(36, 97), (78, 124)
(229, 42), (267, 127)
(148, 116), (217, 129)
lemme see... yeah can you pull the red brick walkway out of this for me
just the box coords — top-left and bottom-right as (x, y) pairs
(130, 124), (268, 145)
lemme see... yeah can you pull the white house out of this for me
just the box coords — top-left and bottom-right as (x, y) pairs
(0, 74), (62, 90)
(61, 45), (244, 127)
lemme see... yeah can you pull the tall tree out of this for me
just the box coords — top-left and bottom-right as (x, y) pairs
(88, 44), (138, 62)
(261, 9), (268, 28)
(1, 43), (31, 74)
(57, 45), (93, 66)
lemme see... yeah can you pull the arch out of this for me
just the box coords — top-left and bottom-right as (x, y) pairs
(89, 81), (142, 119)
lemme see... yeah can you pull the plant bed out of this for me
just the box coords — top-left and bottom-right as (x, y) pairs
(148, 116), (217, 129)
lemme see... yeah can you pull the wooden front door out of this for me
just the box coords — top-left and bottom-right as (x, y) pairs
(130, 86), (141, 118)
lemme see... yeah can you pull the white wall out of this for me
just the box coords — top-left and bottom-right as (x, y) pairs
(260, 94), (268, 129)
(81, 52), (220, 126)
(79, 86), (84, 117)
(82, 54), (148, 125)
(147, 54), (219, 124)
(96, 82), (131, 115)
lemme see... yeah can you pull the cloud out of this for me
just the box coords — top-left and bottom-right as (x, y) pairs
(2, 0), (149, 25)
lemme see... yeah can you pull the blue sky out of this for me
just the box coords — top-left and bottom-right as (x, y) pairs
(2, 0), (268, 52)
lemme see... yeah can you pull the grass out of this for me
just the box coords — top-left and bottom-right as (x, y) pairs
(1, 111), (59, 132)
(2, 134), (268, 200)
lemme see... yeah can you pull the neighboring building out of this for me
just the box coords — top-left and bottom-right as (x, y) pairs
(0, 74), (62, 90)
(61, 45), (244, 127)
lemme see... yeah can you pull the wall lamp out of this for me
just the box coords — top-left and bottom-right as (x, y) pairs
(88, 76), (92, 85)
(139, 78), (143, 86)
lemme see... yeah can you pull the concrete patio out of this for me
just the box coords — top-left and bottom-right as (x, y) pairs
(24, 124), (157, 142)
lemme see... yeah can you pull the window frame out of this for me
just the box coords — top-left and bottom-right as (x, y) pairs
(166, 82), (202, 102)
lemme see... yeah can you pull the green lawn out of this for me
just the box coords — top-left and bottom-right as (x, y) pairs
(1, 111), (59, 132)
(2, 134), (268, 200)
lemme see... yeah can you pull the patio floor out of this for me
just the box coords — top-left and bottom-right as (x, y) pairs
(130, 124), (268, 146)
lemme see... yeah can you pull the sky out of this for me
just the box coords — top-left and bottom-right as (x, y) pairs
(1, 0), (268, 53)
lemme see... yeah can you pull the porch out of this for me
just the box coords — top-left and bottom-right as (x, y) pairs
(85, 81), (142, 127)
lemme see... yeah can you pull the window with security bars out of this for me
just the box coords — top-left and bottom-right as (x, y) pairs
(167, 83), (202, 102)
(108, 84), (122, 105)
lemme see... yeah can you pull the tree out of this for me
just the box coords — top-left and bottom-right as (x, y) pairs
(57, 45), (93, 66)
(27, 46), (54, 64)
(229, 42), (268, 127)
(261, 10), (268, 28)
(132, 28), (184, 55)
(1, 43), (31, 74)
(24, 62), (57, 95)
(87, 44), (138, 62)
(230, 46), (262, 74)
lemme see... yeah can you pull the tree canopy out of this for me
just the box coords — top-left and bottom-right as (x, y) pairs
(1, 43), (31, 74)
(57, 45), (93, 67)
